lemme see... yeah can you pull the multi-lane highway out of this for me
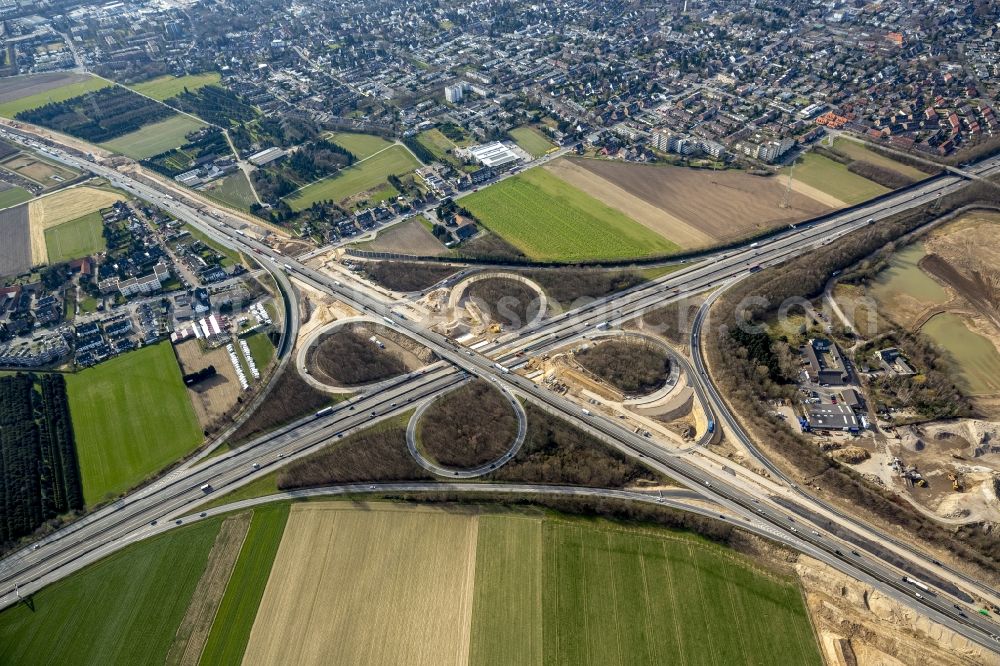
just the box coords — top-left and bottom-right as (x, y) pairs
(2, 122), (1000, 651)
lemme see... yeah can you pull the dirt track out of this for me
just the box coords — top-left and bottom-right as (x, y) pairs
(566, 157), (831, 244)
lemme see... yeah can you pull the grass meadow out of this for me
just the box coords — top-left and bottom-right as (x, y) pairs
(130, 72), (222, 102)
(0, 186), (31, 209)
(201, 172), (258, 212)
(100, 115), (206, 160)
(44, 211), (105, 264)
(0, 518), (221, 666)
(285, 144), (419, 210)
(66, 342), (202, 504)
(509, 126), (554, 158)
(461, 168), (679, 262)
(328, 131), (394, 159)
(786, 152), (888, 205)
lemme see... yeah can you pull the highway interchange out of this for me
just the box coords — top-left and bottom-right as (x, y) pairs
(2, 123), (1000, 654)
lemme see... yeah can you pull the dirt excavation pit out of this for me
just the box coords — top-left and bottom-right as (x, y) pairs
(305, 321), (434, 388)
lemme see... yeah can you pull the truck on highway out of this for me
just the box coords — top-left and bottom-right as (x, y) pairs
(903, 576), (930, 591)
(749, 242), (760, 249)
(595, 321), (609, 330)
(199, 483), (212, 493)
(582, 408), (592, 416)
(707, 419), (716, 433)
(283, 263), (293, 273)
(494, 362), (510, 374)
(748, 265), (763, 273)
(382, 316), (395, 326)
(315, 406), (334, 418)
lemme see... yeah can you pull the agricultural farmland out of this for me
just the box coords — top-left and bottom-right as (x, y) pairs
(0, 185), (31, 210)
(0, 73), (111, 118)
(243, 503), (479, 666)
(284, 144), (420, 210)
(100, 114), (206, 160)
(0, 203), (30, 275)
(66, 342), (202, 504)
(461, 167), (679, 262)
(129, 72), (222, 101)
(782, 152), (888, 206)
(558, 158), (831, 248)
(43, 211), (105, 264)
(28, 186), (125, 266)
(0, 518), (222, 665)
(200, 504), (289, 665)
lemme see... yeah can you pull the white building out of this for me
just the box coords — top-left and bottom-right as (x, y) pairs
(466, 142), (522, 169)
(445, 84), (464, 103)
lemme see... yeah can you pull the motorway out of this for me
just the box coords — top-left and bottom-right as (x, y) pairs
(2, 123), (1000, 652)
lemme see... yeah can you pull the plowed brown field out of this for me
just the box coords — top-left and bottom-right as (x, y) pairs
(561, 157), (831, 247)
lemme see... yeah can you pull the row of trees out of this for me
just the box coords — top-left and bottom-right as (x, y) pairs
(252, 139), (356, 204)
(1, 374), (83, 545)
(16, 87), (175, 143)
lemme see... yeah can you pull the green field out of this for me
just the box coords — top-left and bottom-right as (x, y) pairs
(461, 168), (679, 262)
(0, 186), (31, 209)
(469, 515), (544, 666)
(328, 131), (394, 159)
(786, 152), (888, 205)
(0, 76), (112, 118)
(245, 331), (274, 369)
(130, 72), (222, 102)
(200, 504), (289, 665)
(44, 211), (105, 264)
(509, 126), (554, 158)
(472, 517), (820, 666)
(202, 171), (258, 212)
(0, 518), (221, 666)
(831, 139), (929, 181)
(66, 342), (203, 504)
(416, 127), (460, 162)
(285, 144), (419, 210)
(101, 114), (206, 159)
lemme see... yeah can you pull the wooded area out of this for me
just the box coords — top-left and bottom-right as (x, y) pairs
(417, 380), (518, 467)
(576, 339), (671, 394)
(0, 373), (83, 545)
(16, 86), (176, 142)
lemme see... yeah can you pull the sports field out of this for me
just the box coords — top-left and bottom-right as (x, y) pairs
(201, 504), (289, 665)
(243, 503), (479, 666)
(66, 342), (203, 504)
(285, 144), (419, 210)
(0, 153), (78, 186)
(101, 114), (206, 159)
(0, 74), (112, 118)
(44, 211), (105, 264)
(0, 518), (221, 666)
(509, 126), (554, 158)
(784, 152), (888, 206)
(461, 167), (679, 262)
(328, 131), (394, 159)
(202, 171), (258, 212)
(0, 185), (31, 209)
(130, 72), (222, 101)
